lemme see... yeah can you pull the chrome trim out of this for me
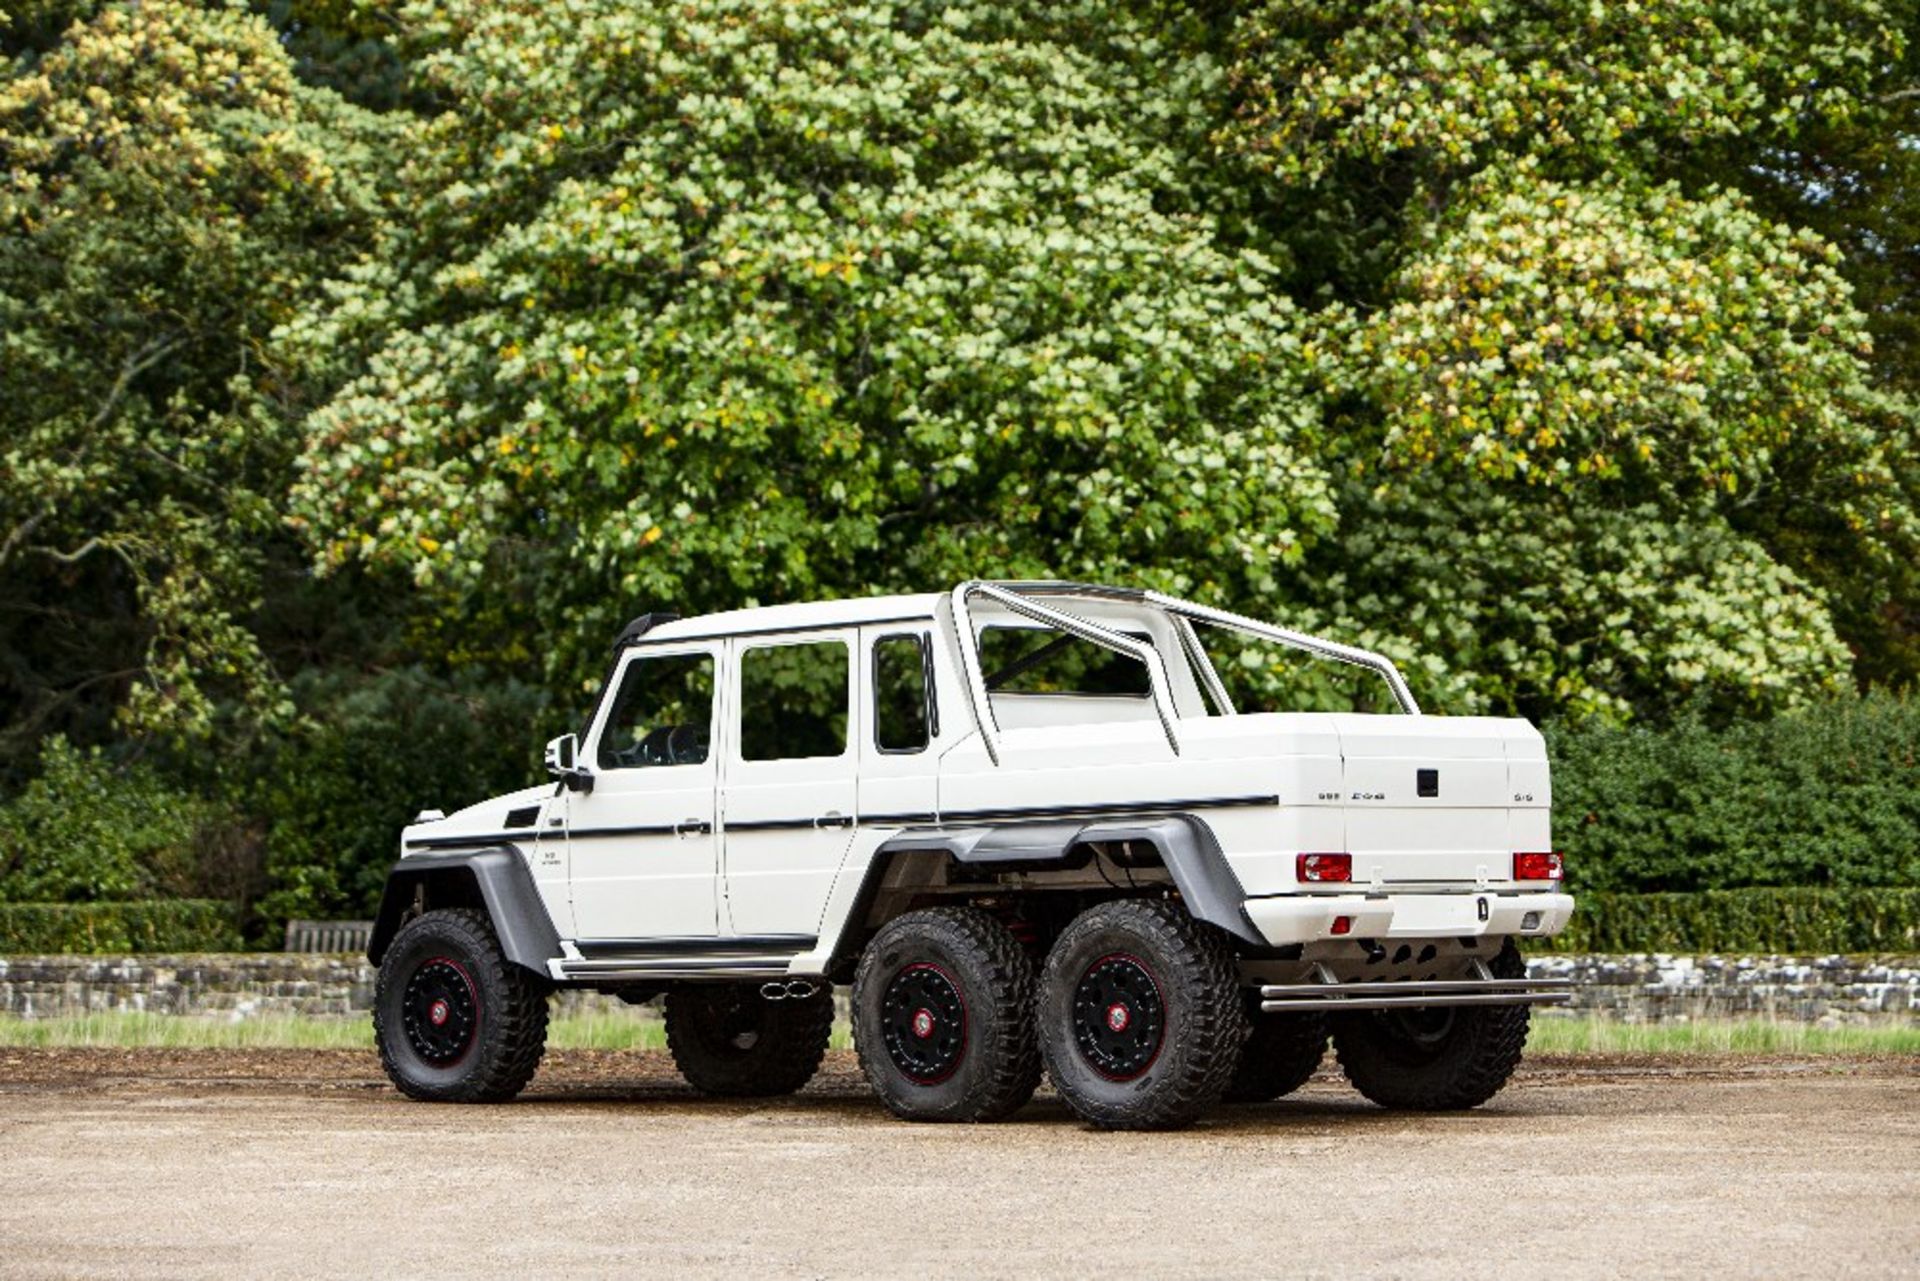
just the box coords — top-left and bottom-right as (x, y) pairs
(1257, 975), (1573, 1014)
(1173, 613), (1235, 716)
(557, 955), (803, 982)
(953, 581), (1185, 760)
(1259, 991), (1571, 1012)
(965, 580), (1421, 717)
(1145, 591), (1421, 715)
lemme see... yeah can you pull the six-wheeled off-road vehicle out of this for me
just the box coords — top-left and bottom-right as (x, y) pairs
(371, 582), (1572, 1129)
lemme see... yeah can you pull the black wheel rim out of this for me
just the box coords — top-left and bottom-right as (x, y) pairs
(1071, 953), (1165, 1081)
(402, 956), (479, 1066)
(1376, 1006), (1456, 1062)
(880, 962), (967, 1085)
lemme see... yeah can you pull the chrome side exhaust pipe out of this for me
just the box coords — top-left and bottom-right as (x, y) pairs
(759, 979), (818, 1001)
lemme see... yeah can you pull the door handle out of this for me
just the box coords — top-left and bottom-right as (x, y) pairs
(812, 812), (852, 830)
(674, 818), (711, 837)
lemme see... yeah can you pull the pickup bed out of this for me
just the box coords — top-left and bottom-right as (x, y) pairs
(369, 581), (1573, 1129)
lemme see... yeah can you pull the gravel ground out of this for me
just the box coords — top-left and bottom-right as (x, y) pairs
(1, 1048), (1916, 1279)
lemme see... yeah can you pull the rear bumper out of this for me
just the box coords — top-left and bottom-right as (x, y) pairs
(1242, 890), (1576, 948)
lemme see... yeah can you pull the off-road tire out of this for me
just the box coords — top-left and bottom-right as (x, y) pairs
(852, 907), (1042, 1123)
(375, 907), (550, 1103)
(1224, 1005), (1327, 1103)
(1330, 941), (1531, 1111)
(664, 984), (833, 1097)
(1037, 899), (1248, 1131)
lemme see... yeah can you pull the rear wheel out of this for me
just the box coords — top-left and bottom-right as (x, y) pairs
(1037, 900), (1247, 1131)
(1224, 1006), (1327, 1103)
(1330, 942), (1531, 1110)
(374, 908), (550, 1103)
(852, 907), (1041, 1123)
(664, 983), (833, 1097)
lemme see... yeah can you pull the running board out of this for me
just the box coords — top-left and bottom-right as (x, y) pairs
(1258, 968), (1573, 1013)
(551, 954), (802, 983)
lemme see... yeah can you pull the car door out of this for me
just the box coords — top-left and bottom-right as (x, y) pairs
(720, 630), (859, 939)
(566, 643), (723, 942)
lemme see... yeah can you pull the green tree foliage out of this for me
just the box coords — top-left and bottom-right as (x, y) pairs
(0, 0), (392, 753)
(1211, 0), (1919, 719)
(281, 0), (1920, 721)
(1, 1), (1917, 932)
(252, 668), (549, 922)
(282, 0), (1340, 695)
(0, 736), (227, 902)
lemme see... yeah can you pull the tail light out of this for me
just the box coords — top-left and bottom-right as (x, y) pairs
(1297, 852), (1352, 883)
(1513, 851), (1564, 882)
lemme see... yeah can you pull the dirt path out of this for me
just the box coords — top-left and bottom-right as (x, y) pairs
(2, 1049), (1915, 1279)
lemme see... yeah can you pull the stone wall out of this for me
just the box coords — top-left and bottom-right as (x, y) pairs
(1, 952), (1915, 1024)
(1530, 953), (1918, 1025)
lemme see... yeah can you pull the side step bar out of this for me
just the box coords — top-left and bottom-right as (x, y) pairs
(552, 955), (801, 983)
(1259, 965), (1574, 1013)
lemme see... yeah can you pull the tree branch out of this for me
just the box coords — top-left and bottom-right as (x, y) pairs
(0, 508), (48, 569)
(88, 333), (183, 433)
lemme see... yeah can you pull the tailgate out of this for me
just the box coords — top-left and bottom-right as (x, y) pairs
(1332, 714), (1549, 886)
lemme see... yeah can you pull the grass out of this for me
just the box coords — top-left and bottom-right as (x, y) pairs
(0, 1009), (1910, 1056)
(1526, 1013), (1920, 1057)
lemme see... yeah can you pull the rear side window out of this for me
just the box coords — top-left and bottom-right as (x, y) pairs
(873, 633), (933, 753)
(598, 652), (714, 769)
(740, 639), (849, 761)
(977, 626), (1152, 697)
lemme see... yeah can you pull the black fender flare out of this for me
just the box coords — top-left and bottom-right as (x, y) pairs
(841, 812), (1259, 954)
(366, 847), (561, 976)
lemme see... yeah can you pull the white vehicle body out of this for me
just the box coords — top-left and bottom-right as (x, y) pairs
(380, 581), (1574, 1008)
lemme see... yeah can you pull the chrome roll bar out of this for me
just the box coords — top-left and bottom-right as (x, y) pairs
(950, 581), (1185, 764)
(948, 582), (1420, 765)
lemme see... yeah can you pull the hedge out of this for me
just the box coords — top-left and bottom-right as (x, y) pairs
(0, 901), (242, 954)
(1545, 691), (1920, 894)
(1542, 888), (1920, 954)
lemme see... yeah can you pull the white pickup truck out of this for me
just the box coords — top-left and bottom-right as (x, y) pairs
(370, 581), (1573, 1129)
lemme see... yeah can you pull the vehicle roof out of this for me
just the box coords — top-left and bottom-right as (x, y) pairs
(639, 592), (948, 644)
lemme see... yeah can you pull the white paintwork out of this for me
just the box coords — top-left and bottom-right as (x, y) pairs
(398, 581), (1570, 967)
(719, 630), (860, 937)
(567, 639), (725, 940)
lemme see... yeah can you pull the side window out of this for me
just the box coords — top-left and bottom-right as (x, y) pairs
(597, 652), (714, 769)
(873, 633), (934, 753)
(739, 639), (849, 761)
(977, 626), (1152, 697)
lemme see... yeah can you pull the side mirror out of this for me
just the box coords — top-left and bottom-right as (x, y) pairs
(544, 734), (593, 793)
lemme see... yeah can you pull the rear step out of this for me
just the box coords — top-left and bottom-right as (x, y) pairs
(1259, 961), (1572, 1013)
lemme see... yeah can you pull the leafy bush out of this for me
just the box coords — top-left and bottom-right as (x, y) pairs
(0, 900), (242, 953)
(252, 669), (552, 924)
(0, 737), (239, 903)
(1548, 691), (1920, 893)
(1544, 888), (1920, 955)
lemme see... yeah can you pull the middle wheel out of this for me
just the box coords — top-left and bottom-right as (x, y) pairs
(852, 906), (1042, 1122)
(663, 982), (832, 1097)
(1038, 899), (1248, 1130)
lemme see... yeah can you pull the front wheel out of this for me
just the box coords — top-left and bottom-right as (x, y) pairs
(1037, 899), (1247, 1131)
(1330, 942), (1531, 1110)
(374, 908), (550, 1102)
